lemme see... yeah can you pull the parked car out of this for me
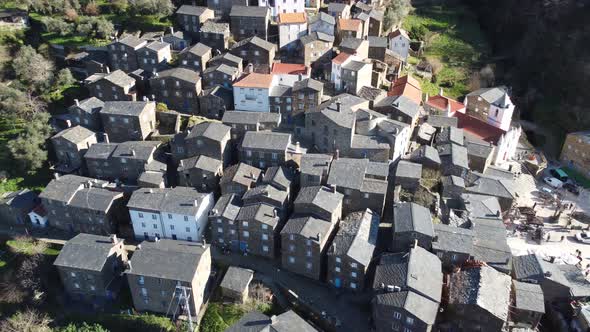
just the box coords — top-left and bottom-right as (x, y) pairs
(576, 231), (590, 244)
(563, 183), (580, 196)
(544, 177), (563, 188)
(550, 168), (569, 182)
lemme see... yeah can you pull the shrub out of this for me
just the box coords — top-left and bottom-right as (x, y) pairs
(409, 24), (428, 41)
(84, 2), (100, 16)
(64, 8), (79, 22)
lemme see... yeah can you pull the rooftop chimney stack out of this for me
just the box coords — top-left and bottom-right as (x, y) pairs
(439, 87), (444, 96)
(273, 209), (277, 218)
(334, 149), (340, 160)
(170, 26), (174, 35)
(336, 101), (341, 112)
(106, 66), (110, 74)
(74, 99), (80, 106)
(54, 172), (60, 180)
(194, 199), (199, 206)
(131, 149), (136, 157)
(103, 133), (110, 144)
(65, 120), (72, 128)
(110, 234), (118, 244)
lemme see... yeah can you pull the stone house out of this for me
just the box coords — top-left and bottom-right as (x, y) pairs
(339, 37), (369, 59)
(68, 97), (104, 131)
(208, 52), (243, 73)
(239, 131), (304, 169)
(54, 234), (128, 303)
(328, 3), (351, 19)
(308, 12), (335, 37)
(178, 43), (212, 74)
(560, 130), (590, 177)
(280, 215), (337, 281)
(222, 111), (281, 141)
(300, 32), (334, 71)
(327, 157), (389, 216)
(202, 63), (238, 89)
(293, 186), (344, 225)
(177, 155), (223, 193)
(51, 125), (98, 174)
(230, 6), (270, 41)
(299, 154), (333, 187)
(373, 95), (420, 127)
(175, 5), (215, 39)
(220, 162), (263, 196)
(107, 35), (147, 72)
(326, 208), (378, 291)
(220, 266), (254, 303)
(99, 101), (156, 142)
(368, 9), (383, 36)
(149, 68), (202, 114)
(437, 143), (469, 178)
(353, 11), (370, 38)
(199, 86), (233, 119)
(236, 203), (282, 258)
(200, 21), (230, 52)
(137, 40), (171, 73)
(392, 202), (434, 252)
(431, 223), (474, 269)
(209, 193), (242, 249)
(337, 18), (363, 42)
(464, 86), (515, 131)
(465, 136), (495, 173)
(126, 240), (211, 317)
(446, 266), (511, 332)
(367, 36), (388, 61)
(171, 121), (232, 166)
(127, 187), (214, 242)
(340, 59), (372, 95)
(292, 78), (323, 115)
(39, 175), (126, 234)
(85, 69), (137, 102)
(207, 0), (248, 20)
(394, 160), (422, 191)
(0, 189), (37, 226)
(269, 85), (293, 125)
(372, 246), (442, 332)
(84, 141), (164, 185)
(229, 36), (276, 74)
(162, 29), (191, 51)
(511, 281), (545, 330)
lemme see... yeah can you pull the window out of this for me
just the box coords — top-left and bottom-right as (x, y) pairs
(306, 239), (312, 246)
(184, 216), (189, 221)
(392, 323), (400, 331)
(170, 225), (175, 230)
(242, 221), (249, 227)
(289, 234), (294, 240)
(272, 153), (278, 160)
(351, 262), (358, 269)
(262, 234), (269, 240)
(138, 276), (145, 285)
(363, 193), (370, 199)
(141, 288), (148, 296)
(185, 227), (190, 232)
(141, 222), (146, 228)
(152, 214), (157, 220)
(217, 227), (223, 233)
(350, 282), (357, 289)
(393, 312), (401, 320)
(335, 266), (341, 272)
(306, 262), (312, 270)
(187, 237), (192, 241)
(262, 224), (268, 230)
(351, 271), (357, 278)
(406, 317), (414, 325)
(263, 245), (269, 252)
(243, 231), (250, 237)
(70, 272), (77, 277)
(288, 256), (295, 264)
(306, 250), (312, 257)
(74, 283), (80, 289)
(336, 257), (341, 263)
(246, 150), (252, 157)
(168, 214), (172, 219)
(289, 244), (295, 252)
(153, 224), (158, 229)
(217, 218), (222, 224)
(90, 285), (96, 291)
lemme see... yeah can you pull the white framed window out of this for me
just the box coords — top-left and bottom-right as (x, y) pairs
(262, 224), (268, 230)
(306, 262), (312, 270)
(393, 311), (401, 320)
(139, 213), (144, 218)
(406, 317), (414, 325)
(184, 216), (189, 222)
(288, 256), (295, 264)
(351, 271), (357, 278)
(243, 221), (249, 227)
(262, 234), (269, 240)
(335, 257), (341, 263)
(263, 245), (269, 252)
(335, 266), (341, 272)
(350, 282), (357, 289)
(243, 231), (250, 237)
(217, 227), (223, 233)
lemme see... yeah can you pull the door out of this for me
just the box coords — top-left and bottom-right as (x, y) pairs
(172, 234), (177, 240)
(334, 278), (341, 288)
(179, 41), (186, 49)
(239, 241), (248, 252)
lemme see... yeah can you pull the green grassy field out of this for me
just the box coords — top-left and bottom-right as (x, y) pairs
(402, 5), (491, 99)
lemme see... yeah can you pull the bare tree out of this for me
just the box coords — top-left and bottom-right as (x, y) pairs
(0, 309), (52, 332)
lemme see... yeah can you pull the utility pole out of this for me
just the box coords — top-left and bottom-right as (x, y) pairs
(176, 285), (194, 332)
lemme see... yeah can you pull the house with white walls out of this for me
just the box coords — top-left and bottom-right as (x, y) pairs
(28, 205), (48, 228)
(331, 52), (356, 91)
(258, 0), (304, 19)
(388, 28), (411, 62)
(278, 12), (308, 51)
(463, 87), (515, 131)
(233, 73), (274, 112)
(127, 187), (214, 242)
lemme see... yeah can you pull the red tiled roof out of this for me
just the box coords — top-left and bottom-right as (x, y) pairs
(272, 63), (308, 75)
(426, 95), (465, 113)
(332, 52), (352, 65)
(278, 12), (307, 24)
(338, 18), (361, 31)
(388, 28), (410, 39)
(233, 73), (274, 88)
(388, 75), (422, 104)
(454, 112), (506, 143)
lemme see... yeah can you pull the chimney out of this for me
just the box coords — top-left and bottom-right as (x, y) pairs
(65, 120), (72, 128)
(194, 199), (199, 206)
(74, 98), (80, 106)
(334, 149), (340, 160)
(180, 160), (184, 168)
(143, 96), (149, 102)
(439, 87), (443, 96)
(103, 132), (110, 144)
(110, 234), (118, 244)
(271, 315), (277, 324)
(335, 101), (341, 112)
(295, 141), (300, 152)
(54, 172), (60, 180)
(131, 149), (136, 157)
(148, 188), (153, 193)
(155, 236), (160, 242)
(201, 239), (206, 248)
(170, 26), (174, 35)
(160, 36), (164, 43)
(331, 184), (337, 193)
(106, 66), (110, 74)
(496, 210), (501, 217)
(413, 239), (418, 248)
(317, 232), (322, 243)
(298, 73), (303, 81)
(273, 209), (277, 218)
(250, 171), (255, 180)
(424, 93), (429, 102)
(446, 101), (451, 115)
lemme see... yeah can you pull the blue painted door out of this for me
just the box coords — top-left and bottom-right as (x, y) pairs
(239, 241), (248, 252)
(334, 278), (341, 288)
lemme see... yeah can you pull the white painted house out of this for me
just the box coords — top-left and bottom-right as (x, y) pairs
(127, 187), (214, 242)
(233, 73), (274, 112)
(278, 12), (308, 50)
(259, 0), (304, 19)
(331, 52), (356, 91)
(388, 28), (410, 62)
(28, 205), (48, 228)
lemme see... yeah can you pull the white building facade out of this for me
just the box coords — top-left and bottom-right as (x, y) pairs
(259, 0), (305, 18)
(233, 73), (273, 112)
(388, 28), (410, 62)
(278, 14), (308, 50)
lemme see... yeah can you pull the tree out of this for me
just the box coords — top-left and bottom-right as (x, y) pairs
(54, 68), (76, 88)
(112, 0), (128, 13)
(128, 0), (174, 16)
(64, 8), (79, 21)
(41, 17), (74, 36)
(383, 0), (411, 32)
(12, 46), (55, 92)
(7, 112), (52, 174)
(0, 83), (47, 120)
(0, 310), (52, 332)
(84, 1), (100, 15)
(59, 322), (110, 332)
(77, 16), (114, 39)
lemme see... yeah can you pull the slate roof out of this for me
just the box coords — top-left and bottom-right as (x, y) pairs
(309, 12), (335, 25)
(393, 202), (434, 237)
(144, 40), (169, 52)
(437, 143), (469, 170)
(236, 203), (280, 227)
(54, 233), (123, 271)
(262, 166), (294, 191)
(410, 145), (441, 166)
(230, 5), (269, 17)
(328, 3), (349, 13)
(241, 131), (291, 151)
(395, 160), (422, 179)
(462, 193), (502, 219)
(39, 175), (109, 203)
(0, 189), (36, 209)
(436, 126), (464, 146)
(176, 5), (210, 16)
(373, 246), (443, 303)
(512, 254), (544, 281)
(39, 175), (120, 211)
(465, 136), (495, 158)
(357, 86), (386, 102)
(426, 115), (458, 128)
(101, 101), (153, 116)
(68, 187), (122, 211)
(231, 36), (275, 52)
(471, 217), (512, 273)
(187, 42), (212, 56)
(467, 87), (510, 107)
(90, 69), (135, 87)
(329, 209), (378, 266)
(210, 194), (241, 221)
(281, 215), (333, 246)
(209, 52), (242, 67)
(465, 174), (515, 200)
(340, 37), (364, 50)
(313, 94), (367, 129)
(242, 184), (288, 207)
(222, 111), (281, 126)
(513, 280), (545, 313)
(117, 35), (147, 49)
(52, 125), (95, 143)
(127, 239), (209, 282)
(367, 36), (388, 48)
(200, 20), (229, 34)
(220, 163), (262, 188)
(300, 154), (332, 177)
(220, 266), (254, 293)
(300, 31), (335, 44)
(373, 291), (439, 325)
(293, 78), (323, 92)
(342, 60), (369, 72)
(186, 121), (231, 143)
(432, 224), (474, 254)
(154, 67), (200, 85)
(203, 63), (239, 76)
(178, 155), (222, 173)
(327, 157), (388, 191)
(271, 310), (318, 332)
(85, 141), (160, 162)
(448, 266), (511, 322)
(127, 187), (210, 216)
(374, 95), (420, 119)
(225, 311), (271, 332)
(294, 186), (343, 216)
(70, 97), (104, 114)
